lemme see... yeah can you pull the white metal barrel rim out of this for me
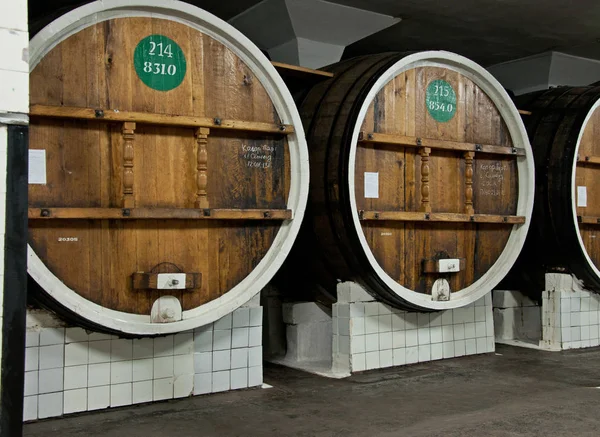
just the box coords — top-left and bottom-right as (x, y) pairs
(27, 0), (310, 335)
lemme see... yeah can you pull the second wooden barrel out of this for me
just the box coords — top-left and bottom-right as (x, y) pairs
(27, 0), (309, 335)
(288, 52), (534, 311)
(502, 86), (600, 296)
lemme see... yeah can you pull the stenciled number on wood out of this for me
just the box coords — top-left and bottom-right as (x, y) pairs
(426, 79), (457, 122)
(133, 34), (187, 91)
(57, 237), (79, 242)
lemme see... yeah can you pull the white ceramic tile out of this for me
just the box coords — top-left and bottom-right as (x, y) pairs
(111, 339), (133, 362)
(38, 368), (63, 394)
(418, 345), (431, 362)
(441, 311), (453, 325)
(405, 346), (419, 364)
(132, 358), (153, 382)
(214, 329), (232, 351)
(174, 332), (194, 356)
(231, 348), (248, 369)
(132, 380), (153, 404)
(392, 348), (406, 366)
(194, 329), (213, 353)
(453, 324), (465, 340)
(365, 316), (378, 334)
(391, 313), (404, 331)
(405, 329), (418, 347)
(364, 302), (379, 317)
(23, 395), (38, 421)
(39, 328), (65, 346)
(475, 306), (486, 322)
(153, 377), (174, 401)
(132, 338), (154, 359)
(352, 353), (366, 371)
(248, 326), (262, 347)
(378, 314), (392, 332)
(65, 342), (89, 367)
(338, 320), (350, 336)
(89, 340), (111, 364)
(153, 336), (174, 357)
(338, 304), (351, 318)
(365, 351), (379, 370)
(581, 297), (591, 311)
(476, 337), (488, 353)
(194, 352), (212, 374)
(431, 343), (443, 360)
(111, 360), (133, 384)
(365, 333), (378, 352)
(233, 308), (250, 328)
(350, 303), (365, 318)
(248, 366), (263, 387)
(464, 323), (476, 339)
(174, 374), (194, 398)
(417, 327), (430, 345)
(231, 327), (249, 349)
(87, 385), (110, 411)
(351, 317), (365, 336)
(88, 363), (111, 387)
(39, 344), (64, 370)
(174, 354), (194, 376)
(455, 340), (466, 357)
(572, 297), (581, 312)
(463, 307), (475, 323)
(25, 347), (39, 371)
(230, 368), (248, 390)
(64, 364), (88, 390)
(214, 314), (232, 330)
(379, 349), (393, 368)
(430, 313), (443, 327)
(212, 370), (230, 392)
(110, 383), (132, 407)
(392, 331), (405, 348)
(24, 371), (38, 396)
(64, 388), (87, 414)
(417, 313), (430, 327)
(443, 342), (455, 359)
(581, 311), (590, 327)
(248, 346), (262, 367)
(465, 339), (477, 355)
(430, 326), (443, 344)
(88, 332), (113, 341)
(26, 331), (40, 348)
(351, 335), (366, 354)
(194, 373), (212, 395)
(153, 356), (174, 379)
(38, 392), (63, 419)
(213, 350), (231, 372)
(379, 332), (392, 350)
(249, 307), (262, 327)
(65, 328), (89, 344)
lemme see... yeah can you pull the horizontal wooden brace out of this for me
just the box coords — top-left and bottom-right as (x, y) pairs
(28, 207), (293, 220)
(358, 132), (525, 156)
(30, 105), (294, 135)
(271, 61), (334, 79)
(577, 156), (600, 166)
(518, 109), (532, 115)
(358, 211), (526, 224)
(132, 272), (201, 290)
(578, 216), (600, 224)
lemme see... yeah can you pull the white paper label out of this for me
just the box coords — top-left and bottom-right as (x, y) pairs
(438, 259), (460, 273)
(577, 186), (587, 207)
(364, 172), (379, 198)
(157, 273), (187, 290)
(28, 149), (47, 184)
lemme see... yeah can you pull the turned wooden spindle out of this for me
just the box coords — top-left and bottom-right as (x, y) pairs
(195, 127), (210, 209)
(122, 122), (136, 209)
(419, 147), (431, 212)
(464, 151), (475, 214)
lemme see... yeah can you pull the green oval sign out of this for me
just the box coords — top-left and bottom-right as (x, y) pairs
(133, 34), (186, 92)
(426, 79), (457, 123)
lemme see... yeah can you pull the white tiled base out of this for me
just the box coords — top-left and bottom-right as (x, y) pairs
(23, 301), (263, 422)
(333, 282), (495, 373)
(493, 273), (600, 351)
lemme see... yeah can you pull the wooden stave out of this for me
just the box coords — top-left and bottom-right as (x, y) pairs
(504, 86), (600, 297)
(26, 0), (310, 336)
(290, 52), (532, 311)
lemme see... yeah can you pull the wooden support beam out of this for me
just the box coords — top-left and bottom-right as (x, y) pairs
(464, 151), (475, 215)
(195, 127), (210, 209)
(271, 61), (334, 79)
(577, 156), (600, 166)
(29, 207), (293, 220)
(122, 122), (135, 209)
(578, 216), (600, 224)
(30, 104), (294, 135)
(419, 147), (431, 212)
(358, 210), (526, 224)
(359, 132), (525, 156)
(518, 109), (532, 115)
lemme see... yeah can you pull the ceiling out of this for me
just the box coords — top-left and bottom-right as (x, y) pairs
(28, 0), (600, 66)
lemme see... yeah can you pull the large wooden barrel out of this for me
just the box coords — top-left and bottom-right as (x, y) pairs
(287, 52), (534, 311)
(502, 86), (600, 296)
(27, 0), (309, 335)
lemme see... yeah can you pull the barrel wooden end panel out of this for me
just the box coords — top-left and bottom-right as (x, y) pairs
(297, 52), (534, 311)
(506, 86), (600, 295)
(27, 0), (309, 335)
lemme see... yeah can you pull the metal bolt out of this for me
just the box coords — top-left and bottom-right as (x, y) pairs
(264, 211), (271, 218)
(122, 208), (130, 217)
(171, 279), (179, 286)
(374, 212), (380, 219)
(368, 133), (374, 141)
(95, 109), (104, 118)
(203, 209), (211, 217)
(41, 209), (50, 217)
(279, 125), (286, 132)
(475, 144), (482, 151)
(214, 118), (222, 126)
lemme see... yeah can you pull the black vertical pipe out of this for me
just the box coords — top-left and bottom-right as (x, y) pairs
(0, 125), (28, 436)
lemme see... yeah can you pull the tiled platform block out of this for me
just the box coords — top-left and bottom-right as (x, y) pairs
(23, 302), (263, 422)
(333, 282), (494, 373)
(493, 273), (600, 351)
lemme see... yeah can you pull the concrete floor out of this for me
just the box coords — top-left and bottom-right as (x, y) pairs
(24, 344), (600, 437)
